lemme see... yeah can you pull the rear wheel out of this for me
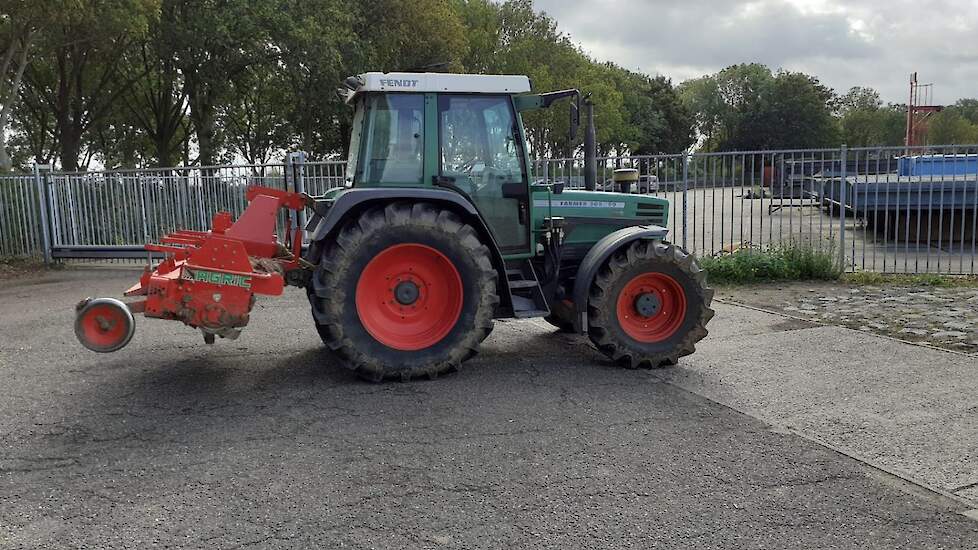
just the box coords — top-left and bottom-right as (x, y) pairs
(587, 241), (713, 368)
(308, 202), (498, 381)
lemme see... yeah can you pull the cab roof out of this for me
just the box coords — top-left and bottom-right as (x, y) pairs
(341, 72), (532, 103)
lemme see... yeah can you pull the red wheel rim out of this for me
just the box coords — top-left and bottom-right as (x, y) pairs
(615, 272), (687, 343)
(78, 303), (131, 350)
(355, 243), (463, 351)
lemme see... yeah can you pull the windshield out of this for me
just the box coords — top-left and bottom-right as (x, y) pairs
(354, 93), (425, 185)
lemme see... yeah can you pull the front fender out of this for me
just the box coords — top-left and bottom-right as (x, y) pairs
(571, 225), (669, 333)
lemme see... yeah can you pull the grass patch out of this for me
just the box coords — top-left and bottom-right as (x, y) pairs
(701, 243), (842, 285)
(841, 271), (978, 288)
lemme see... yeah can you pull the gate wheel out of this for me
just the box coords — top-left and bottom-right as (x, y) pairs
(308, 202), (498, 381)
(587, 241), (714, 368)
(75, 297), (135, 353)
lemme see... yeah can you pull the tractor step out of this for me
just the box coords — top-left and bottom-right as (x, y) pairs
(505, 260), (550, 318)
(507, 280), (539, 289)
(514, 309), (550, 319)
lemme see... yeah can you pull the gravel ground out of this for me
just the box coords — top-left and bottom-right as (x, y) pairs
(2, 269), (978, 549)
(717, 282), (978, 355)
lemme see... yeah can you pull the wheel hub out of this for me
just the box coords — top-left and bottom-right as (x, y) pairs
(355, 243), (463, 351)
(633, 292), (661, 317)
(394, 280), (420, 305)
(615, 272), (687, 343)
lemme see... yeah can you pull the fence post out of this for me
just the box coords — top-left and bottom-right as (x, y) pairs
(287, 151), (308, 243)
(838, 145), (848, 271)
(32, 164), (53, 265)
(681, 152), (689, 250)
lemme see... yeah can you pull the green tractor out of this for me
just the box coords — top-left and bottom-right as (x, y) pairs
(74, 71), (713, 382)
(305, 72), (714, 380)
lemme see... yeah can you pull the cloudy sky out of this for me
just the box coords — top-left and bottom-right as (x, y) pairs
(532, 0), (978, 104)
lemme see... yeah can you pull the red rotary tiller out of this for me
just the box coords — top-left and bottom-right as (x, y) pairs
(74, 186), (310, 352)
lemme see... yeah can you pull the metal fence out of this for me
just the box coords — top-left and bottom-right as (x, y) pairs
(2, 146), (977, 275)
(535, 145), (978, 275)
(0, 170), (44, 258)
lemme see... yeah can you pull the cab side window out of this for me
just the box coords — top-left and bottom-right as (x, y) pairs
(357, 93), (424, 185)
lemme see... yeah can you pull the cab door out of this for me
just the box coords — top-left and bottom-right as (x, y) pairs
(437, 94), (530, 255)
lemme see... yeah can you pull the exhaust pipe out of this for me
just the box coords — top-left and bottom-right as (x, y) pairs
(584, 97), (597, 191)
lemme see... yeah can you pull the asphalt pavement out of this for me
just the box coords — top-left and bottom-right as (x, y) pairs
(1, 268), (977, 549)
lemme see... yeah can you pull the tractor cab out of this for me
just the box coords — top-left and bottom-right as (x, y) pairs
(340, 72), (537, 254)
(336, 72), (671, 263)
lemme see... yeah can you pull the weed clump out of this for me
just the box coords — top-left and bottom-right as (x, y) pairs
(700, 243), (842, 284)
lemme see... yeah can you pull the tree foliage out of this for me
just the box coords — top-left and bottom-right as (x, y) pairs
(679, 64), (839, 151)
(19, 0), (159, 171)
(927, 99), (978, 145)
(6, 0), (976, 171)
(836, 87), (905, 147)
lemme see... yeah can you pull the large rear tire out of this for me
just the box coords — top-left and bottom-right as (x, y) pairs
(587, 240), (714, 368)
(308, 202), (498, 381)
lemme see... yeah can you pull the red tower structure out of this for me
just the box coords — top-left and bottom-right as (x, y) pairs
(905, 72), (943, 147)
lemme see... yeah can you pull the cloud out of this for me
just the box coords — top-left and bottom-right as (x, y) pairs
(532, 0), (978, 104)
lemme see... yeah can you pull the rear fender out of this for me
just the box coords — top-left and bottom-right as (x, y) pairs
(571, 225), (669, 333)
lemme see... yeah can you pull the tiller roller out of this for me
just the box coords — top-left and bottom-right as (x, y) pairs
(74, 187), (311, 352)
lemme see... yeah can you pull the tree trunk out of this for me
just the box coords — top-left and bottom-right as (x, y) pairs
(0, 146), (11, 172)
(155, 136), (171, 168)
(185, 72), (218, 166)
(195, 110), (217, 166)
(0, 32), (33, 171)
(59, 127), (83, 171)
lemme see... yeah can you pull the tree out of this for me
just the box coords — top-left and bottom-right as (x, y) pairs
(680, 64), (838, 151)
(117, 4), (189, 169)
(678, 76), (723, 147)
(759, 71), (839, 149)
(221, 66), (291, 165)
(837, 87), (883, 146)
(0, 1), (48, 170)
(7, 90), (56, 166)
(163, 0), (285, 166)
(456, 0), (594, 157)
(618, 71), (694, 155)
(275, 0), (358, 158)
(928, 110), (978, 145)
(361, 0), (468, 72)
(21, 0), (159, 170)
(679, 64), (774, 151)
(949, 98), (978, 125)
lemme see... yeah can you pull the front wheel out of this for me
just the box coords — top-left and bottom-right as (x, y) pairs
(587, 241), (714, 368)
